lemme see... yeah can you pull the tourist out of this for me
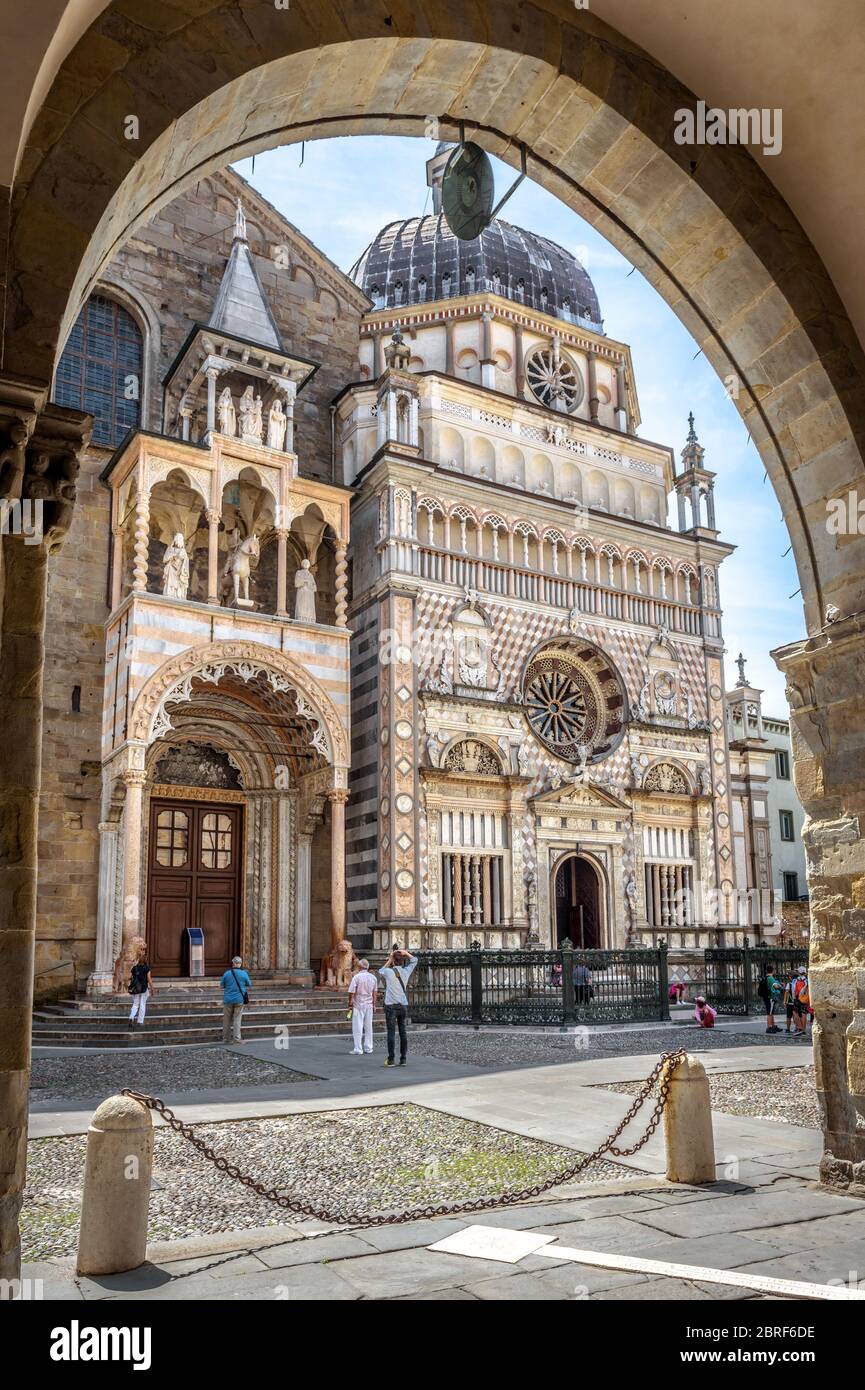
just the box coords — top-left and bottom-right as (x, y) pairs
(573, 960), (593, 1004)
(348, 957), (377, 1055)
(791, 967), (811, 1036)
(128, 947), (155, 1027)
(693, 995), (717, 1028)
(782, 972), (797, 1034)
(669, 980), (686, 1005)
(758, 965), (783, 1033)
(378, 945), (418, 1067)
(221, 954), (251, 1044)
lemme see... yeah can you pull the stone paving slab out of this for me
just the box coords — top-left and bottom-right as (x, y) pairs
(628, 1188), (865, 1239)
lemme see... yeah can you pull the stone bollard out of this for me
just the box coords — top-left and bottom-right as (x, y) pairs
(661, 1053), (716, 1184)
(76, 1094), (154, 1276)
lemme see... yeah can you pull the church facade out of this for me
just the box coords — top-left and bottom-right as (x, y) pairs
(37, 151), (744, 998)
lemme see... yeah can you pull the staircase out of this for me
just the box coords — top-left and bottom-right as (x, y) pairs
(31, 980), (381, 1048)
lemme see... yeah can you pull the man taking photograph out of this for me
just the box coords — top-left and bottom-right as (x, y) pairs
(378, 945), (418, 1067)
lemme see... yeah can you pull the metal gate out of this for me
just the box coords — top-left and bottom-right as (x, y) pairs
(704, 944), (809, 1015)
(408, 942), (670, 1027)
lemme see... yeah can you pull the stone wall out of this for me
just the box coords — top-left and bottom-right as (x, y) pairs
(35, 449), (111, 997)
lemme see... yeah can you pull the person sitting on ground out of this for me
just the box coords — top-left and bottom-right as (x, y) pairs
(669, 980), (686, 1004)
(693, 995), (717, 1028)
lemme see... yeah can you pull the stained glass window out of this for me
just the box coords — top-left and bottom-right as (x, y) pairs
(54, 294), (143, 448)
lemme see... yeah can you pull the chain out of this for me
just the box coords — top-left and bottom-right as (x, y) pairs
(121, 1049), (685, 1228)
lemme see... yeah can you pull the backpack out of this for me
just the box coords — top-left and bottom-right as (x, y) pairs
(794, 977), (810, 1006)
(757, 976), (769, 1001)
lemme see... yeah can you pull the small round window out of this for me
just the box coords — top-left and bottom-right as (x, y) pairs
(525, 339), (583, 413)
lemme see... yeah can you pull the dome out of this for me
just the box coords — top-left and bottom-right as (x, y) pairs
(349, 214), (603, 331)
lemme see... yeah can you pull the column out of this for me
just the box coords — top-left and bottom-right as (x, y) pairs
(587, 350), (600, 423)
(335, 541), (348, 626)
(514, 324), (525, 395)
(328, 788), (349, 949)
(180, 401), (192, 441)
(480, 313), (496, 388)
(442, 853), (453, 925)
(283, 380), (297, 454)
(677, 490), (688, 532)
(132, 487), (150, 592)
(275, 528), (289, 617)
(205, 367), (219, 437)
(482, 857), (492, 925)
(295, 830), (313, 970)
(454, 853), (463, 924)
(110, 526), (124, 611)
(445, 320), (455, 376)
(690, 481), (702, 529)
(471, 855), (482, 924)
(706, 483), (717, 529)
(89, 821), (120, 992)
(652, 864), (661, 929)
(206, 508), (221, 606)
(615, 362), (628, 431)
(119, 769), (147, 953)
(276, 795), (294, 969)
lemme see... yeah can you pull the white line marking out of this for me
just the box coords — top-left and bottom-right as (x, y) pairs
(536, 1245), (865, 1300)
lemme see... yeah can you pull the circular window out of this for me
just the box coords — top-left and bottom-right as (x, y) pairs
(525, 340), (583, 413)
(522, 640), (626, 764)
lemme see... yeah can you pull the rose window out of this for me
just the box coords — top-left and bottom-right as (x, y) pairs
(525, 340), (582, 413)
(522, 641), (627, 764)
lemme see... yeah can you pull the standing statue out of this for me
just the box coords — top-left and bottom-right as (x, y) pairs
(294, 558), (318, 622)
(217, 387), (236, 436)
(238, 386), (262, 443)
(162, 532), (190, 599)
(267, 396), (287, 451)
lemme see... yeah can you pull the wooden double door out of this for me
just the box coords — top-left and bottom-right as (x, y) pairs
(147, 797), (243, 976)
(554, 855), (601, 949)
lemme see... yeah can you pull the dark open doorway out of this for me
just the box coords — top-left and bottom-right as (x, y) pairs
(554, 854), (602, 948)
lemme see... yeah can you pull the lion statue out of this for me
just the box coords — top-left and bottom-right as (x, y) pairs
(319, 938), (359, 989)
(112, 935), (147, 995)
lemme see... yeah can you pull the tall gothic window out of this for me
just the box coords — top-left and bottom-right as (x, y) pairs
(54, 294), (143, 448)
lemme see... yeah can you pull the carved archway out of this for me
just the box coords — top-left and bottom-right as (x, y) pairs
(128, 640), (349, 770)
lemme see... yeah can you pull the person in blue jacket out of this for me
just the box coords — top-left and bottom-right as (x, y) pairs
(220, 955), (251, 1044)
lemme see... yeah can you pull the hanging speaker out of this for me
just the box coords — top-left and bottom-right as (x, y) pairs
(441, 142), (495, 241)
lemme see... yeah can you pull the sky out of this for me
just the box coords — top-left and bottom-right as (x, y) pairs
(235, 136), (805, 714)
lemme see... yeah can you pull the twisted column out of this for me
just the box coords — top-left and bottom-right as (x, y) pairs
(132, 489), (150, 592)
(334, 541), (348, 627)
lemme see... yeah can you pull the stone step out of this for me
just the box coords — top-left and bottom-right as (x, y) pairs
(32, 1006), (354, 1030)
(35, 998), (347, 1018)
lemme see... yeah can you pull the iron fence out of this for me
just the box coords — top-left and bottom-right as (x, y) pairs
(704, 943), (809, 1015)
(408, 942), (670, 1027)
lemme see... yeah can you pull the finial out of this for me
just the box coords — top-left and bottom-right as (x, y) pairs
(234, 198), (247, 242)
(687, 411), (697, 442)
(736, 652), (747, 686)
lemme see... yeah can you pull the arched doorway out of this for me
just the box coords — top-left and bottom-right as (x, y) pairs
(554, 854), (603, 949)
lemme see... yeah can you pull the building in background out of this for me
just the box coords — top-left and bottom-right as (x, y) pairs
(38, 146), (759, 997)
(727, 655), (809, 944)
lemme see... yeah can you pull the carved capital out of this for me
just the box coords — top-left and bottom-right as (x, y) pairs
(17, 399), (92, 552)
(327, 787), (350, 805)
(205, 508), (222, 527)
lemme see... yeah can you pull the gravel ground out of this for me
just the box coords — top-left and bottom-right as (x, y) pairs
(601, 1066), (818, 1129)
(408, 1025), (808, 1069)
(29, 1048), (312, 1104)
(22, 1104), (630, 1260)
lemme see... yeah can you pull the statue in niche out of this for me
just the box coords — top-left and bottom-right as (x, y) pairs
(162, 532), (190, 599)
(220, 529), (259, 607)
(699, 764), (712, 796)
(239, 386), (264, 443)
(217, 387), (236, 436)
(267, 396), (287, 451)
(294, 558), (317, 622)
(630, 754), (643, 789)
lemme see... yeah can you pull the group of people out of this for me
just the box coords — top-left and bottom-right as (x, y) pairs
(125, 943), (420, 1067)
(758, 964), (812, 1036)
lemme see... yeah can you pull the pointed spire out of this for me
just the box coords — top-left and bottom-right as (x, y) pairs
(681, 411), (705, 470)
(234, 197), (247, 242)
(206, 202), (284, 352)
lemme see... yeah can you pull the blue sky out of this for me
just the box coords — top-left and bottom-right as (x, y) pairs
(236, 136), (804, 714)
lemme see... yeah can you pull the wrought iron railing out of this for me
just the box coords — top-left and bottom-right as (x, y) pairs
(704, 943), (809, 1015)
(408, 941), (670, 1027)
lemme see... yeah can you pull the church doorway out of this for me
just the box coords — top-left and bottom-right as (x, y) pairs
(554, 854), (602, 949)
(146, 798), (243, 977)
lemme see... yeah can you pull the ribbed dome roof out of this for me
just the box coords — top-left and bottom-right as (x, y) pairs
(350, 214), (603, 331)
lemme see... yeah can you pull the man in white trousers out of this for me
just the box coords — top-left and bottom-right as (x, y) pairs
(348, 958), (377, 1054)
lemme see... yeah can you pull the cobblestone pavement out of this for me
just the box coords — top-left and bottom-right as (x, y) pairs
(22, 1104), (630, 1259)
(600, 1066), (818, 1129)
(408, 1026), (807, 1069)
(29, 1047), (312, 1104)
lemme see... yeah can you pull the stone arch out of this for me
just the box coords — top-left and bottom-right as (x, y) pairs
(128, 640), (349, 770)
(643, 759), (693, 796)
